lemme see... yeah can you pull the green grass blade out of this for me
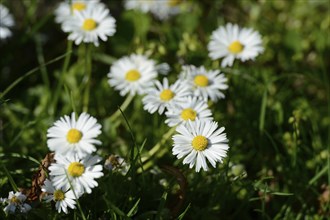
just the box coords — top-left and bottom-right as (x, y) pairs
(259, 89), (268, 132)
(0, 52), (71, 99)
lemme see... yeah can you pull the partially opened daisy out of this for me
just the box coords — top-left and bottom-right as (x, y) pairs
(108, 54), (158, 96)
(54, 0), (101, 24)
(49, 154), (104, 194)
(42, 179), (77, 214)
(142, 78), (191, 114)
(2, 191), (31, 214)
(62, 3), (116, 46)
(180, 65), (228, 102)
(208, 23), (264, 67)
(47, 112), (102, 158)
(0, 4), (15, 40)
(165, 96), (213, 127)
(172, 119), (229, 172)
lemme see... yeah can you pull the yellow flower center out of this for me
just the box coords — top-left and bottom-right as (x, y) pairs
(53, 190), (65, 201)
(181, 108), (197, 121)
(125, 69), (141, 82)
(228, 40), (244, 54)
(72, 2), (86, 11)
(68, 162), (85, 177)
(192, 135), (208, 151)
(66, 129), (83, 144)
(82, 18), (97, 31)
(194, 75), (209, 87)
(168, 0), (182, 6)
(160, 89), (175, 101)
(10, 196), (21, 204)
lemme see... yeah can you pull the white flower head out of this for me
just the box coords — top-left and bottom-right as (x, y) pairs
(0, 4), (15, 39)
(2, 191), (31, 214)
(49, 154), (104, 194)
(54, 0), (101, 24)
(108, 54), (158, 96)
(208, 23), (264, 67)
(172, 119), (229, 172)
(62, 3), (116, 46)
(124, 0), (156, 13)
(142, 78), (191, 115)
(151, 0), (183, 20)
(179, 65), (228, 102)
(165, 96), (213, 127)
(47, 112), (102, 159)
(124, 0), (183, 20)
(42, 179), (77, 214)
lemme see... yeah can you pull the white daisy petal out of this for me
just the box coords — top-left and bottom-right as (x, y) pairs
(108, 54), (158, 96)
(208, 23), (264, 67)
(172, 119), (229, 172)
(47, 112), (102, 158)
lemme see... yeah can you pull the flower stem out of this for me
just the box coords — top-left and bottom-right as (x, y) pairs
(83, 44), (93, 112)
(108, 95), (134, 122)
(52, 40), (73, 117)
(141, 126), (177, 164)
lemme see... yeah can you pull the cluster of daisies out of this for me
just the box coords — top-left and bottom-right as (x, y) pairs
(107, 54), (229, 172)
(43, 112), (104, 214)
(107, 20), (263, 172)
(1, 0), (265, 215)
(55, 0), (116, 46)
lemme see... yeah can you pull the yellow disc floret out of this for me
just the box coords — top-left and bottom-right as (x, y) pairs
(10, 196), (21, 204)
(53, 190), (65, 201)
(68, 162), (85, 177)
(181, 108), (197, 121)
(192, 135), (208, 151)
(67, 129), (83, 144)
(82, 18), (97, 31)
(194, 75), (209, 87)
(160, 89), (175, 101)
(228, 41), (244, 54)
(125, 69), (141, 82)
(72, 2), (86, 11)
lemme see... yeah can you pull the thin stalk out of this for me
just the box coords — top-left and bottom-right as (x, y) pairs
(52, 40), (73, 116)
(108, 95), (134, 122)
(64, 169), (87, 220)
(0, 52), (70, 99)
(141, 126), (176, 164)
(34, 35), (50, 90)
(83, 44), (92, 112)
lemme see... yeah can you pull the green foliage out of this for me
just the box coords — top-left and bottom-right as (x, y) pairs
(0, 0), (329, 219)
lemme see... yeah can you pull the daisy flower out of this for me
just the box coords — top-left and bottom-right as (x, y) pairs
(165, 96), (213, 127)
(0, 4), (15, 39)
(62, 3), (116, 46)
(54, 0), (101, 24)
(1, 191), (31, 214)
(42, 179), (77, 214)
(47, 112), (102, 159)
(151, 0), (183, 20)
(172, 119), (229, 172)
(207, 23), (264, 67)
(49, 154), (104, 194)
(142, 78), (191, 114)
(108, 54), (158, 96)
(180, 65), (228, 102)
(124, 0), (156, 13)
